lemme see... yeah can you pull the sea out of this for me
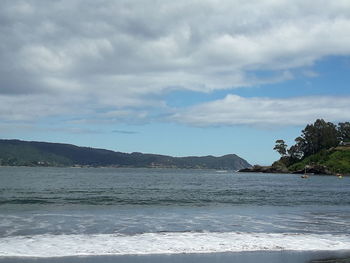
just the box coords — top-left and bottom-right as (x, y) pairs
(0, 167), (350, 261)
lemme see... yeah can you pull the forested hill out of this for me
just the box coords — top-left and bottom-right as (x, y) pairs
(273, 119), (350, 174)
(0, 139), (251, 170)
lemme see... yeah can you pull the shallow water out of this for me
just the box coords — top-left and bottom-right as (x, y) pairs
(0, 167), (349, 258)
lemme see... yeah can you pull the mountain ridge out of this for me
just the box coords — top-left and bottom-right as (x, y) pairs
(0, 139), (251, 170)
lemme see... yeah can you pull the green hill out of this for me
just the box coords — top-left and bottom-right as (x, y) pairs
(288, 147), (350, 174)
(272, 119), (350, 175)
(241, 119), (350, 175)
(0, 139), (251, 170)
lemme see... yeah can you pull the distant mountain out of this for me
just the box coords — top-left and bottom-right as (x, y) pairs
(0, 139), (251, 170)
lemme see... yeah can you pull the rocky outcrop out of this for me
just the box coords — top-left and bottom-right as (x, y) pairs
(239, 163), (335, 175)
(239, 164), (288, 174)
(291, 164), (332, 175)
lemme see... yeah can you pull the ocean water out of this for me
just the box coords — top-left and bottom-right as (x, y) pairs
(0, 167), (350, 258)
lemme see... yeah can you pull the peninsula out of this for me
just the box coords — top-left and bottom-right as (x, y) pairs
(0, 139), (251, 170)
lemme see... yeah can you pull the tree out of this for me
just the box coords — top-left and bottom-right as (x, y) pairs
(273, 139), (288, 156)
(338, 122), (350, 142)
(288, 137), (304, 160)
(300, 119), (339, 157)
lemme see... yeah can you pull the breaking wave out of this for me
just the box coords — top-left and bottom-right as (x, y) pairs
(1, 232), (349, 258)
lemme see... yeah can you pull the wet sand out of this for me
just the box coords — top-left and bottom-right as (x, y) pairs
(1, 251), (350, 263)
(311, 257), (350, 262)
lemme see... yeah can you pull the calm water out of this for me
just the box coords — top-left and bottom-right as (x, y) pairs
(0, 167), (350, 257)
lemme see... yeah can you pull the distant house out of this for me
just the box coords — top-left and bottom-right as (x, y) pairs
(339, 141), (350, 147)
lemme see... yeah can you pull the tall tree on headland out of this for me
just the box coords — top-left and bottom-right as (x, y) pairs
(273, 139), (288, 157)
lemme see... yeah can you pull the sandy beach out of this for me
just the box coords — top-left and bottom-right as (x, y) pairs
(1, 251), (350, 263)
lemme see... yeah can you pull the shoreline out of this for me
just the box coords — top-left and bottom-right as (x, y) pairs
(0, 165), (234, 170)
(238, 166), (350, 176)
(1, 251), (350, 263)
(1, 165), (349, 176)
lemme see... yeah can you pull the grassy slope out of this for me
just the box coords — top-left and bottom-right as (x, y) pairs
(288, 147), (350, 174)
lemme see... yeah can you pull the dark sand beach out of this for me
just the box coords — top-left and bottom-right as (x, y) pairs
(1, 251), (350, 263)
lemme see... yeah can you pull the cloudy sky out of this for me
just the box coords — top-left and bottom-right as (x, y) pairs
(1, 0), (350, 164)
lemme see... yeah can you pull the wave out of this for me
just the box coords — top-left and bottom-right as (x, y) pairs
(0, 232), (349, 258)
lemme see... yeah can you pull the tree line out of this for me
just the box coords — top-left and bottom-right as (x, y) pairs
(274, 119), (350, 163)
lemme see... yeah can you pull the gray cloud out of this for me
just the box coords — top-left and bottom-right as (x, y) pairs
(1, 0), (350, 123)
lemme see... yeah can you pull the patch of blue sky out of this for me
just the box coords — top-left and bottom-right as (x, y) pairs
(165, 56), (350, 108)
(235, 55), (350, 98)
(308, 55), (350, 95)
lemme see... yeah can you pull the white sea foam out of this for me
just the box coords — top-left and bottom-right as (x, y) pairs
(0, 232), (349, 258)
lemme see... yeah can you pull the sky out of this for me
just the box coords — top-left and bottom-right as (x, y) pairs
(1, 0), (350, 165)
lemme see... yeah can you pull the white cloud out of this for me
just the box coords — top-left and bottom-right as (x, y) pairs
(172, 95), (350, 126)
(1, 0), (350, 124)
(0, 94), (89, 121)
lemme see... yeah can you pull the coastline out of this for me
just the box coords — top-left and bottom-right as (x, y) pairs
(1, 251), (350, 263)
(0, 165), (237, 170)
(238, 165), (349, 176)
